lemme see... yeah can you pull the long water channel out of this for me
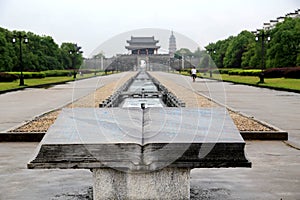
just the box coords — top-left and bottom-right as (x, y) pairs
(100, 69), (184, 109)
(120, 70), (165, 108)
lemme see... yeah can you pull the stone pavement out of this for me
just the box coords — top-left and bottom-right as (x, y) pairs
(1, 140), (299, 199)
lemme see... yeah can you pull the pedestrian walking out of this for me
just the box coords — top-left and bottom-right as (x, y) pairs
(191, 66), (197, 82)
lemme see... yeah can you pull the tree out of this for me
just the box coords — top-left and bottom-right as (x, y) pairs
(0, 32), (14, 71)
(205, 37), (234, 68)
(223, 31), (254, 68)
(0, 27), (85, 72)
(241, 41), (260, 68)
(176, 48), (193, 57)
(60, 43), (83, 70)
(266, 17), (300, 67)
(60, 43), (83, 78)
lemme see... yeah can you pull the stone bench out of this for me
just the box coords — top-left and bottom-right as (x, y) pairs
(28, 107), (251, 199)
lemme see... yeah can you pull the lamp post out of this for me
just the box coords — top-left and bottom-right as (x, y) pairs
(206, 49), (216, 78)
(255, 29), (270, 83)
(69, 44), (82, 79)
(179, 49), (187, 72)
(116, 60), (119, 73)
(12, 32), (28, 86)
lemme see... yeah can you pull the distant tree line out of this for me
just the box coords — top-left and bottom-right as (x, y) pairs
(204, 17), (300, 69)
(0, 27), (83, 72)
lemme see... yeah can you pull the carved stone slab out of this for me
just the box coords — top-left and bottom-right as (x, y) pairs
(28, 108), (251, 171)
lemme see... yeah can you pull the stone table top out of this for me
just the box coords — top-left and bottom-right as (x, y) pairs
(28, 108), (251, 171)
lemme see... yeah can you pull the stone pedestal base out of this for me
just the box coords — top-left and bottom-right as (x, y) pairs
(92, 168), (190, 200)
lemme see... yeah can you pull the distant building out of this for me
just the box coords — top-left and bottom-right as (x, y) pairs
(286, 12), (298, 18)
(261, 8), (300, 31)
(270, 19), (279, 29)
(125, 36), (160, 55)
(277, 16), (285, 23)
(168, 31), (177, 58)
(263, 22), (271, 31)
(296, 9), (300, 18)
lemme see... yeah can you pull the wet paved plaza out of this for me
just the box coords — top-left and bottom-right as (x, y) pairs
(1, 141), (299, 199)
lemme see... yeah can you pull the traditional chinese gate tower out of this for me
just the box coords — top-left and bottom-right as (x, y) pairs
(126, 36), (160, 55)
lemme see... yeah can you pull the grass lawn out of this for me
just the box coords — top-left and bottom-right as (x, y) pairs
(201, 73), (300, 92)
(0, 77), (73, 92)
(0, 72), (108, 92)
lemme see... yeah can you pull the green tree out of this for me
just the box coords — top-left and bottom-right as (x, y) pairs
(205, 37), (233, 68)
(0, 31), (14, 71)
(241, 41), (260, 68)
(223, 31), (254, 68)
(60, 42), (83, 70)
(0, 27), (85, 72)
(60, 43), (83, 78)
(26, 33), (62, 71)
(267, 17), (300, 67)
(176, 48), (193, 57)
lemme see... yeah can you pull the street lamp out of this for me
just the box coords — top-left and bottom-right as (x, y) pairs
(116, 60), (119, 73)
(206, 49), (216, 78)
(179, 49), (186, 70)
(12, 32), (28, 86)
(255, 29), (270, 83)
(69, 44), (82, 79)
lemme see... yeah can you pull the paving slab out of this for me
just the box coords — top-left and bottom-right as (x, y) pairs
(0, 142), (92, 200)
(1, 140), (299, 199)
(191, 140), (300, 199)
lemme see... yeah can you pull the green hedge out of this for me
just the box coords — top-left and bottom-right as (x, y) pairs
(43, 70), (72, 77)
(0, 72), (19, 82)
(215, 69), (261, 76)
(8, 72), (46, 79)
(5, 70), (74, 79)
(216, 69), (231, 74)
(238, 70), (261, 76)
(264, 67), (300, 78)
(220, 68), (300, 78)
(228, 69), (260, 76)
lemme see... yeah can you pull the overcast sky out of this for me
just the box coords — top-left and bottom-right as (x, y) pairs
(0, 0), (299, 57)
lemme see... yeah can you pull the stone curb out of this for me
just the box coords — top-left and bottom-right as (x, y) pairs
(240, 131), (288, 140)
(0, 132), (45, 142)
(0, 131), (288, 142)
